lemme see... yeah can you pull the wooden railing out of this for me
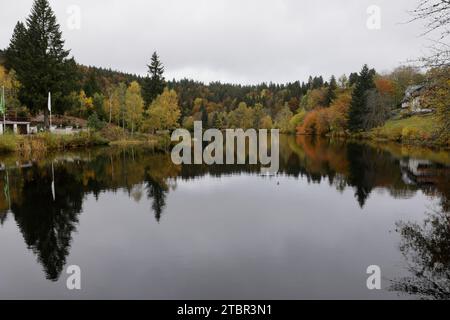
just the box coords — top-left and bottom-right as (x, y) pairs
(3, 116), (31, 122)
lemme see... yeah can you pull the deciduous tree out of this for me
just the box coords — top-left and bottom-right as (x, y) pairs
(125, 81), (144, 134)
(143, 88), (181, 133)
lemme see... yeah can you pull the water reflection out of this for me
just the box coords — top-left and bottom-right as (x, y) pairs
(0, 135), (448, 295)
(390, 206), (450, 299)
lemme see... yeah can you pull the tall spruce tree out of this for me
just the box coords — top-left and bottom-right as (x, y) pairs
(348, 65), (376, 132)
(4, 22), (27, 71)
(143, 52), (165, 106)
(6, 0), (77, 127)
(348, 72), (359, 86)
(325, 75), (337, 107)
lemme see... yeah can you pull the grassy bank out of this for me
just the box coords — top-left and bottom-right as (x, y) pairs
(295, 113), (448, 149)
(0, 125), (172, 155)
(0, 131), (110, 154)
(100, 125), (172, 151)
(347, 114), (448, 148)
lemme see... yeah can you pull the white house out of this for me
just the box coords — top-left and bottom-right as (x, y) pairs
(401, 84), (433, 114)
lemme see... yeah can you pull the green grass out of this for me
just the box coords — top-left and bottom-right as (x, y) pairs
(0, 133), (18, 153)
(0, 129), (172, 155)
(0, 131), (110, 154)
(382, 114), (436, 132)
(370, 114), (441, 145)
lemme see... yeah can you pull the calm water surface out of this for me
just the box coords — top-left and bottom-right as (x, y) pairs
(0, 136), (449, 299)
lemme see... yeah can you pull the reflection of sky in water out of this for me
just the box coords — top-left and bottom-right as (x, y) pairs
(0, 136), (448, 299)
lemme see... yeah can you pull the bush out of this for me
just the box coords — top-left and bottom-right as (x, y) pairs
(156, 134), (172, 151)
(386, 127), (403, 141)
(290, 109), (307, 131)
(0, 134), (18, 153)
(401, 127), (430, 141)
(298, 110), (319, 135)
(100, 125), (127, 141)
(402, 127), (416, 140)
(298, 109), (331, 136)
(87, 112), (106, 131)
(182, 116), (195, 131)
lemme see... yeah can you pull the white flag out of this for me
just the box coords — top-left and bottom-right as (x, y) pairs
(48, 92), (51, 112)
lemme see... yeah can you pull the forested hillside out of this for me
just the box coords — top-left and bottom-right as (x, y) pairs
(0, 0), (448, 147)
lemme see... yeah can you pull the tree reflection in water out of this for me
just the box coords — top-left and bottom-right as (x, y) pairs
(145, 175), (168, 223)
(390, 206), (450, 299)
(10, 165), (82, 281)
(0, 136), (448, 282)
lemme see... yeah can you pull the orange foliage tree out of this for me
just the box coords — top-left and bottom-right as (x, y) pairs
(297, 91), (351, 136)
(375, 78), (395, 96)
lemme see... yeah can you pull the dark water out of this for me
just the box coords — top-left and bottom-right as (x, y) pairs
(0, 136), (449, 299)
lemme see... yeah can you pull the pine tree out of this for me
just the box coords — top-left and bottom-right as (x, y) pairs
(348, 65), (376, 132)
(348, 72), (359, 87)
(325, 75), (337, 107)
(4, 22), (27, 71)
(143, 52), (165, 106)
(6, 0), (77, 127)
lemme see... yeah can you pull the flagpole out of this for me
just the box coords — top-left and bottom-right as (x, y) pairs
(48, 92), (52, 131)
(2, 86), (5, 135)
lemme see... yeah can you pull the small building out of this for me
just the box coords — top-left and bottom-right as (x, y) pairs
(401, 84), (433, 114)
(0, 120), (31, 134)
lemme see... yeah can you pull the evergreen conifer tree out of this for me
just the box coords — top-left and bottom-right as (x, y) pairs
(325, 75), (337, 107)
(6, 0), (77, 127)
(348, 65), (376, 132)
(143, 52), (165, 106)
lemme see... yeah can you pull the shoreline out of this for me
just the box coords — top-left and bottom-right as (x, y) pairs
(293, 133), (450, 150)
(0, 131), (171, 155)
(0, 130), (448, 156)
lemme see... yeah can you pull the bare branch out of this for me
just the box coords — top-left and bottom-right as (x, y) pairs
(409, 0), (450, 67)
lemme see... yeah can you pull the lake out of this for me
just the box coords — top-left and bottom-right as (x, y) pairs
(0, 135), (449, 299)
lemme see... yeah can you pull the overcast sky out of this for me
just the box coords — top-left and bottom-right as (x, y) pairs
(0, 0), (429, 84)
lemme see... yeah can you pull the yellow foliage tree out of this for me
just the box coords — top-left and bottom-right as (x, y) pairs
(104, 83), (123, 125)
(78, 90), (94, 117)
(227, 102), (254, 129)
(143, 88), (181, 133)
(260, 115), (273, 129)
(125, 81), (144, 133)
(0, 65), (22, 116)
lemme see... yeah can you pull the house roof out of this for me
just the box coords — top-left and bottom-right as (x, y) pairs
(402, 84), (425, 103)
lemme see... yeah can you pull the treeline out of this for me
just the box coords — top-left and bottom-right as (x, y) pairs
(1, 0), (448, 145)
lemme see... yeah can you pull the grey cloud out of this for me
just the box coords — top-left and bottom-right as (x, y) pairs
(0, 0), (428, 84)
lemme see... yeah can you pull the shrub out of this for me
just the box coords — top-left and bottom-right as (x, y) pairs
(388, 127), (404, 141)
(298, 110), (319, 135)
(290, 109), (307, 131)
(298, 109), (331, 136)
(100, 125), (127, 141)
(87, 112), (106, 131)
(156, 134), (172, 151)
(182, 116), (195, 131)
(0, 134), (18, 153)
